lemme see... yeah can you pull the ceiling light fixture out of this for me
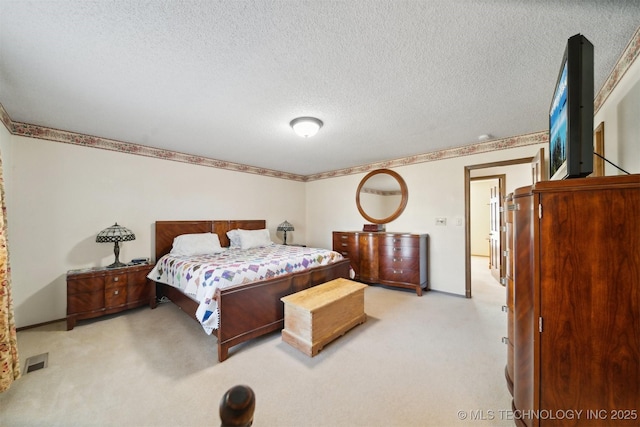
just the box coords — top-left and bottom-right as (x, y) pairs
(290, 117), (323, 138)
(478, 134), (493, 141)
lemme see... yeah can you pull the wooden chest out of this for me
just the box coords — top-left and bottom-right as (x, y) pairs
(281, 278), (367, 357)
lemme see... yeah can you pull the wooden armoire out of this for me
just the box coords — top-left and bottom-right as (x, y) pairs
(505, 174), (639, 427)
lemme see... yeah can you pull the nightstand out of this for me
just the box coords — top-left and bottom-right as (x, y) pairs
(66, 263), (156, 330)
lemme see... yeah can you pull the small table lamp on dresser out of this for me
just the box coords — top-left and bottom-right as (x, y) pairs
(277, 220), (294, 245)
(96, 222), (136, 268)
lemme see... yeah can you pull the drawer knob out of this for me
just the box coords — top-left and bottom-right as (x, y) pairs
(393, 247), (402, 251)
(113, 277), (119, 282)
(114, 290), (119, 295)
(393, 269), (404, 274)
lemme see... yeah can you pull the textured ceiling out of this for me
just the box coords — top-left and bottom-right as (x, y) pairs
(0, 1), (639, 176)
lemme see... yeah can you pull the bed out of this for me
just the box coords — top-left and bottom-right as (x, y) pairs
(149, 220), (351, 362)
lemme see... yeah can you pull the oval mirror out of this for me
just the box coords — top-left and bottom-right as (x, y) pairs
(356, 169), (408, 224)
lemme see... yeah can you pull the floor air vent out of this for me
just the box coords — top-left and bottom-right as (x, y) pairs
(24, 352), (48, 374)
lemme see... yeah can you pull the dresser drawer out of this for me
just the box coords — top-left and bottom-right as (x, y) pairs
(379, 267), (421, 284)
(380, 235), (420, 247)
(379, 255), (420, 270)
(333, 232), (359, 259)
(379, 245), (421, 258)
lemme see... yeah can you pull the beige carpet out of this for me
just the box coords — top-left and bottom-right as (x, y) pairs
(0, 257), (514, 426)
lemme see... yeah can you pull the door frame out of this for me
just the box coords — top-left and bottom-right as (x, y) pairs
(464, 157), (533, 298)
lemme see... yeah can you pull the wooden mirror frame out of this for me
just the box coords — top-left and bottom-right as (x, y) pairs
(356, 169), (408, 224)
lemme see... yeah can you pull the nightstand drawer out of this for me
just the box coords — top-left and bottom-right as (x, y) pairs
(68, 291), (104, 313)
(105, 273), (128, 286)
(127, 267), (153, 303)
(105, 281), (127, 307)
(67, 276), (103, 294)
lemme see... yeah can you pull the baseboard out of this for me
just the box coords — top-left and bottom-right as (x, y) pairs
(16, 318), (66, 332)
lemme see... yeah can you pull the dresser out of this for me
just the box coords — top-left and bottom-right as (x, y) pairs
(508, 174), (639, 427)
(332, 231), (428, 295)
(67, 263), (157, 330)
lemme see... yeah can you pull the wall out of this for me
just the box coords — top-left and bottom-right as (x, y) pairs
(5, 136), (306, 328)
(306, 144), (547, 296)
(470, 163), (533, 195)
(594, 47), (640, 175)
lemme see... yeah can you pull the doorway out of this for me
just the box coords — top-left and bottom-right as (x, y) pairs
(463, 157), (534, 298)
(470, 175), (505, 283)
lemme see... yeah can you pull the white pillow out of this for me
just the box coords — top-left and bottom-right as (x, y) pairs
(237, 228), (273, 250)
(170, 233), (224, 256)
(226, 229), (241, 248)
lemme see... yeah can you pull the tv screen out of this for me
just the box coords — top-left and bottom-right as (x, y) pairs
(550, 63), (569, 179)
(549, 34), (594, 180)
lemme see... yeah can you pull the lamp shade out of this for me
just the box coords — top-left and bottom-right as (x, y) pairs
(290, 117), (323, 138)
(96, 223), (135, 268)
(277, 220), (294, 232)
(96, 223), (136, 243)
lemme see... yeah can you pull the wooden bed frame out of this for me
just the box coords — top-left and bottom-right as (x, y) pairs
(152, 220), (351, 362)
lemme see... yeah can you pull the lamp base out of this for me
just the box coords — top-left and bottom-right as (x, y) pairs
(106, 261), (127, 269)
(107, 241), (126, 268)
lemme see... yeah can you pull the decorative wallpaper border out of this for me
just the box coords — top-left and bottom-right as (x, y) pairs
(0, 105), (548, 182)
(0, 26), (636, 183)
(595, 26), (640, 114)
(307, 132), (549, 181)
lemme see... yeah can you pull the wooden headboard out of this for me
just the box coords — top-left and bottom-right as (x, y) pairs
(154, 220), (266, 260)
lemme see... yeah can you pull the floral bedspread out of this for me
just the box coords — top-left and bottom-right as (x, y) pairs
(147, 244), (344, 334)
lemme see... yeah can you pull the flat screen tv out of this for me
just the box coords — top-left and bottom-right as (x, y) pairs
(549, 34), (594, 180)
